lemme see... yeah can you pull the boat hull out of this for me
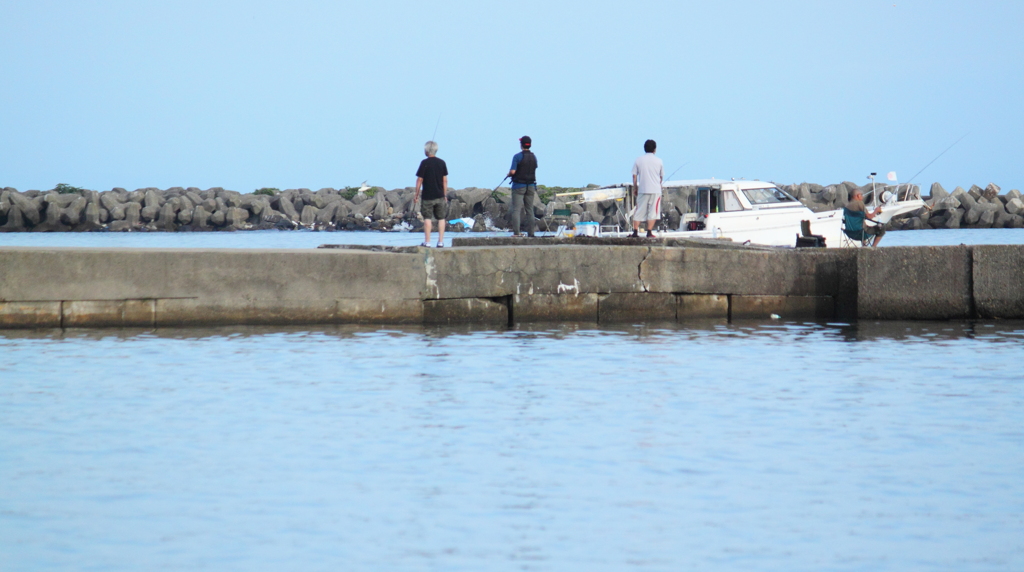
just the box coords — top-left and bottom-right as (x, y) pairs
(603, 200), (925, 248)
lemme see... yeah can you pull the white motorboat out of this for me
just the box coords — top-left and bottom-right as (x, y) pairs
(558, 178), (925, 248)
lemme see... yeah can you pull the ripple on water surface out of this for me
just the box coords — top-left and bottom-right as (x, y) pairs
(0, 227), (1024, 249)
(1, 321), (1023, 571)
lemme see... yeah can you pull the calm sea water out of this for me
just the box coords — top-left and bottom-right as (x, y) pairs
(2, 321), (1023, 571)
(2, 230), (1023, 571)
(0, 227), (1022, 249)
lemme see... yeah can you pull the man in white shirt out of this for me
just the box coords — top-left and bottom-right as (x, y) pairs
(630, 139), (664, 238)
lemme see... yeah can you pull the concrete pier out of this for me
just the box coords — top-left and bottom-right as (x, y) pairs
(1, 243), (1021, 329)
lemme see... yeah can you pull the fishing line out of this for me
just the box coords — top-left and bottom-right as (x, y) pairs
(666, 162), (690, 181)
(431, 113), (442, 142)
(905, 132), (969, 184)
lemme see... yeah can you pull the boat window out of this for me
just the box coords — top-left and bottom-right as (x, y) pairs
(721, 190), (743, 212)
(742, 187), (798, 205)
(697, 188), (717, 214)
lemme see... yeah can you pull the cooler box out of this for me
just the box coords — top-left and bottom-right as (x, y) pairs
(575, 221), (600, 237)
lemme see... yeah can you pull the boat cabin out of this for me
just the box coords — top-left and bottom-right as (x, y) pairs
(666, 180), (801, 229)
(687, 181), (800, 215)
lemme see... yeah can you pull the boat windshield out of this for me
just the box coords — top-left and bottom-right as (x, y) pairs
(742, 187), (798, 205)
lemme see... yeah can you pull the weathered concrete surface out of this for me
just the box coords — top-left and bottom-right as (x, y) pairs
(598, 293), (676, 322)
(154, 298), (336, 327)
(424, 298), (507, 324)
(151, 298), (425, 327)
(0, 249), (423, 304)
(425, 246), (647, 299)
(451, 236), (755, 250)
(0, 247), (426, 327)
(677, 294), (729, 319)
(2, 243), (1021, 328)
(335, 299), (424, 324)
(731, 295), (835, 320)
(0, 301), (61, 328)
(513, 293), (599, 322)
(63, 299), (156, 328)
(857, 246), (972, 320)
(641, 247), (852, 296)
(0, 247), (425, 302)
(641, 247), (857, 321)
(973, 245), (1024, 318)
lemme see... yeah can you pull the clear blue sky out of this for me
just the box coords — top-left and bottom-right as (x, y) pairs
(1, 0), (1021, 192)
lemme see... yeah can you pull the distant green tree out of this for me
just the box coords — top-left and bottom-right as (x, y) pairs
(253, 187), (279, 196)
(53, 183), (85, 194)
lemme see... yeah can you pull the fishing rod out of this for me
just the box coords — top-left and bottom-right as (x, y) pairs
(492, 175), (509, 192)
(431, 113), (442, 142)
(905, 132), (969, 185)
(410, 114), (445, 211)
(666, 161), (690, 181)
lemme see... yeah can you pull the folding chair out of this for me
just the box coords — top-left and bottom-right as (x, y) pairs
(841, 207), (882, 247)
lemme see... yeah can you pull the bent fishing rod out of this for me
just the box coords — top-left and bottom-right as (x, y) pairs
(905, 132), (970, 185)
(666, 161), (690, 181)
(431, 112), (441, 142)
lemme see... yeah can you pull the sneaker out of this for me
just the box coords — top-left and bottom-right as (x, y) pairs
(420, 242), (429, 247)
(646, 231), (657, 238)
(436, 242), (444, 248)
(527, 233), (536, 238)
(628, 230), (640, 238)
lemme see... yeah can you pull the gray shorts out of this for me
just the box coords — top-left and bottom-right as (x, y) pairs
(420, 198), (447, 221)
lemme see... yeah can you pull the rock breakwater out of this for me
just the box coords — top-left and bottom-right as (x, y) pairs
(0, 181), (1019, 232)
(783, 181), (1024, 231)
(0, 185), (518, 233)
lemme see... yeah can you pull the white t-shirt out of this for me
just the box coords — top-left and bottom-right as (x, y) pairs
(632, 153), (664, 194)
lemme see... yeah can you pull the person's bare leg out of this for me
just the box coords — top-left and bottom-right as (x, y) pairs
(423, 219), (432, 245)
(437, 219), (445, 245)
(872, 234), (883, 247)
(647, 220), (656, 232)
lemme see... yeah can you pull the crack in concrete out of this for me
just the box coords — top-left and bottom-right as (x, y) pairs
(509, 248), (520, 295)
(638, 246), (652, 292)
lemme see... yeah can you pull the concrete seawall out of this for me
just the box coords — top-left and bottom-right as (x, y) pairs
(1, 243), (1021, 328)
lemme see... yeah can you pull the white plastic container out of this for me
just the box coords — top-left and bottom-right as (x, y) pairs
(575, 221), (600, 237)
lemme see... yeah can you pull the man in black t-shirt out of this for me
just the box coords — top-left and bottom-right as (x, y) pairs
(415, 140), (449, 247)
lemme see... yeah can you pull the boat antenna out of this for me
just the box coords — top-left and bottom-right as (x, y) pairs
(666, 162), (690, 181)
(905, 132), (969, 185)
(431, 112), (442, 142)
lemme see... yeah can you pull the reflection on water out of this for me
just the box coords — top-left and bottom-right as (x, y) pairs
(2, 320), (1023, 571)
(0, 227), (1023, 249)
(5, 318), (1023, 343)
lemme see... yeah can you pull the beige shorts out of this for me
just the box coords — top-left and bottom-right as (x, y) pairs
(635, 193), (662, 221)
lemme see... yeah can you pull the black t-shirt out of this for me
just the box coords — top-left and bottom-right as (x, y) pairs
(416, 156), (448, 200)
